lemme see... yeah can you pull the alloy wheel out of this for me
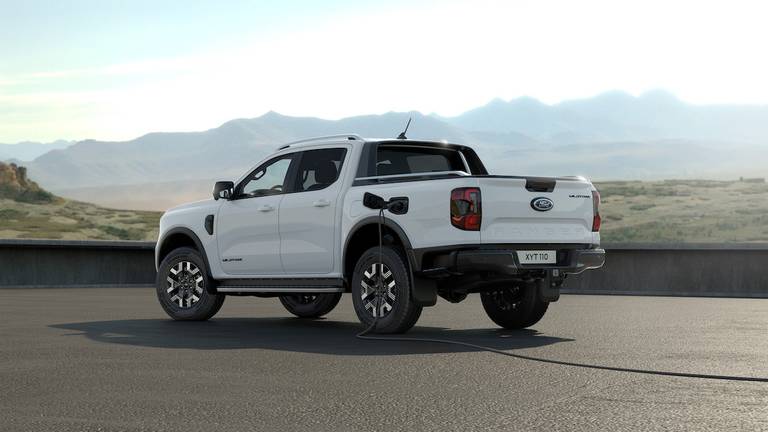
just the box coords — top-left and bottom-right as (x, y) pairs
(360, 263), (397, 318)
(165, 261), (204, 308)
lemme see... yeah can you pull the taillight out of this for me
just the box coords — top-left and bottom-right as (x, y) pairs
(592, 190), (601, 232)
(451, 187), (482, 231)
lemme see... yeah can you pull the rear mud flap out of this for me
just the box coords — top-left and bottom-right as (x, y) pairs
(537, 272), (561, 303)
(412, 275), (437, 306)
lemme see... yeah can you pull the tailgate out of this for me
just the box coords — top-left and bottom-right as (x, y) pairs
(478, 176), (595, 244)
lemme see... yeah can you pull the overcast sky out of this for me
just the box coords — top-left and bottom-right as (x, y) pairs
(1, 0), (767, 143)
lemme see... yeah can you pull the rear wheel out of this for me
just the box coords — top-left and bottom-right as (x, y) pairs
(480, 281), (549, 329)
(279, 293), (342, 318)
(351, 246), (422, 334)
(156, 247), (225, 321)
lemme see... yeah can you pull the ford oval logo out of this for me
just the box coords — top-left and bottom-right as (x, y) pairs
(531, 197), (554, 212)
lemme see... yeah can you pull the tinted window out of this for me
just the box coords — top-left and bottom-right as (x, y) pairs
(376, 146), (466, 176)
(295, 148), (347, 192)
(238, 156), (294, 198)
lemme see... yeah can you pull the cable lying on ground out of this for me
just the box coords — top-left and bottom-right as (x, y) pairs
(356, 333), (768, 383)
(357, 194), (766, 383)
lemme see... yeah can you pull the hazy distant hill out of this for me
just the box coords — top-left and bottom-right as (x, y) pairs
(27, 111), (475, 191)
(445, 90), (768, 144)
(17, 91), (768, 210)
(0, 140), (74, 162)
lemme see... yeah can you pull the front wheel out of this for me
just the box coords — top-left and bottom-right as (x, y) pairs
(156, 247), (225, 321)
(279, 293), (342, 318)
(480, 282), (549, 329)
(351, 246), (422, 334)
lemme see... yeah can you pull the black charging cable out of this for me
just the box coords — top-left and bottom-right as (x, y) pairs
(354, 193), (768, 383)
(356, 207), (386, 338)
(361, 332), (768, 383)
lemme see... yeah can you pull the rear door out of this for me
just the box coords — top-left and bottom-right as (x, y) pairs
(279, 147), (348, 274)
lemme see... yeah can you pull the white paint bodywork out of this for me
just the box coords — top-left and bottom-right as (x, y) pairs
(156, 137), (600, 279)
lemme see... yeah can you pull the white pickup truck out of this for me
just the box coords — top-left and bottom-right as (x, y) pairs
(155, 134), (605, 333)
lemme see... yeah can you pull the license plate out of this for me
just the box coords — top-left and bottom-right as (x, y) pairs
(517, 250), (556, 264)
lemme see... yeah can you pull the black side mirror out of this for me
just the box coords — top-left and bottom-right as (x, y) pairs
(213, 181), (234, 200)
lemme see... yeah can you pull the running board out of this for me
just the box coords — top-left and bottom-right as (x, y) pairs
(217, 286), (343, 293)
(216, 277), (344, 294)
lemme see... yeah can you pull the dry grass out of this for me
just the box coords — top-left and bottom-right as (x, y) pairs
(597, 179), (768, 243)
(0, 198), (159, 241)
(2, 178), (768, 243)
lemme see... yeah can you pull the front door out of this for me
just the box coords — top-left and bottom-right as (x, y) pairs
(279, 147), (348, 274)
(217, 154), (297, 275)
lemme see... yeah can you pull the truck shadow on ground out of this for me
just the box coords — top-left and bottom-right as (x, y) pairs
(51, 318), (573, 356)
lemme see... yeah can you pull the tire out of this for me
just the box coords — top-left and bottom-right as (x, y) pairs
(480, 281), (549, 329)
(279, 293), (342, 318)
(351, 246), (422, 334)
(156, 247), (225, 321)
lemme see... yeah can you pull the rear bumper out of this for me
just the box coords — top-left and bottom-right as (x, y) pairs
(417, 246), (605, 276)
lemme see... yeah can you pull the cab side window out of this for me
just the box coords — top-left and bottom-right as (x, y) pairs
(238, 155), (294, 198)
(295, 148), (347, 192)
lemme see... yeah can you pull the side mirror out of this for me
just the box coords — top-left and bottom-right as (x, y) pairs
(213, 181), (234, 200)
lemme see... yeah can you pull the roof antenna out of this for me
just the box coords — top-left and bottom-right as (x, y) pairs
(396, 117), (412, 140)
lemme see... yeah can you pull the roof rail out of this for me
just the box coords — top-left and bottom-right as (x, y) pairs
(278, 134), (364, 150)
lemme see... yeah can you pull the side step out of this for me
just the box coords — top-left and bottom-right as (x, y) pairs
(216, 277), (344, 294)
(217, 286), (343, 293)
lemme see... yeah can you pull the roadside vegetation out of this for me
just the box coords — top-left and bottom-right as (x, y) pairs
(2, 161), (767, 242)
(596, 178), (768, 243)
(0, 198), (160, 241)
(0, 162), (160, 241)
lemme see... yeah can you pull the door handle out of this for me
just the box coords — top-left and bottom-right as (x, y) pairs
(313, 199), (331, 207)
(257, 204), (275, 212)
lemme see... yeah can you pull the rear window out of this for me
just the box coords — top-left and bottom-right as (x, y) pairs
(295, 148), (347, 192)
(376, 146), (467, 176)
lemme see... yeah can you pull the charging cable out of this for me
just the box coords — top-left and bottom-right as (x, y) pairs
(356, 207), (386, 337)
(360, 330), (768, 383)
(354, 197), (768, 383)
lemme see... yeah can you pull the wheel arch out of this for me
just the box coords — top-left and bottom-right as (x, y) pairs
(342, 216), (417, 289)
(156, 227), (214, 282)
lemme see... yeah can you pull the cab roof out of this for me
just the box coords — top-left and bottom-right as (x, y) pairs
(277, 134), (470, 151)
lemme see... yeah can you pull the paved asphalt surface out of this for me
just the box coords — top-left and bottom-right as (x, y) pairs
(1, 288), (767, 432)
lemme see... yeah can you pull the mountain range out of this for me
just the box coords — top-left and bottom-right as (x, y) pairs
(447, 90), (768, 144)
(0, 140), (74, 162)
(3, 90), (768, 210)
